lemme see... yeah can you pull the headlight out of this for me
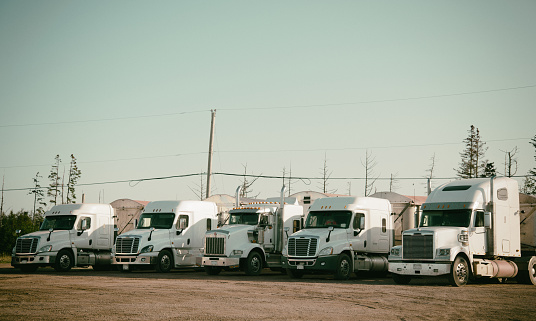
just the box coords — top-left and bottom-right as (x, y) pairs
(437, 248), (451, 256)
(231, 250), (243, 256)
(140, 245), (154, 253)
(390, 247), (400, 256)
(318, 247), (333, 256)
(38, 245), (53, 253)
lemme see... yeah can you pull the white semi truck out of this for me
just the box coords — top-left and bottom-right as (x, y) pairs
(113, 200), (218, 272)
(12, 203), (115, 272)
(388, 177), (536, 286)
(282, 196), (393, 280)
(201, 186), (304, 275)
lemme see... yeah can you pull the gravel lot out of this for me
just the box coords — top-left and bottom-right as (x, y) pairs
(1, 263), (535, 321)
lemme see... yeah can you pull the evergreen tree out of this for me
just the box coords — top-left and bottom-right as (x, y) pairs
(521, 135), (536, 195)
(47, 155), (61, 205)
(66, 154), (82, 203)
(28, 172), (46, 224)
(456, 125), (488, 178)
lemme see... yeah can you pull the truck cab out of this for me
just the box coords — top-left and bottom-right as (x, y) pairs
(282, 196), (393, 279)
(112, 200), (218, 272)
(201, 187), (303, 276)
(12, 203), (115, 272)
(389, 177), (536, 286)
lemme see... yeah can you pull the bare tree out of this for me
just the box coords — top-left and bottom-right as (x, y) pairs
(362, 150), (379, 196)
(389, 173), (399, 193)
(189, 173), (207, 200)
(500, 147), (518, 177)
(240, 164), (260, 199)
(282, 164), (298, 197)
(424, 153), (436, 193)
(318, 153), (336, 194)
(28, 172), (46, 224)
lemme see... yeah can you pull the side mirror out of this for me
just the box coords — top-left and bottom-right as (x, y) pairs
(328, 226), (334, 232)
(176, 229), (183, 236)
(15, 229), (21, 234)
(283, 227), (290, 232)
(484, 212), (492, 229)
(81, 219), (88, 231)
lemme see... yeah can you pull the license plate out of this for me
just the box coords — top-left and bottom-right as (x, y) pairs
(297, 264), (304, 270)
(413, 264), (422, 270)
(123, 264), (129, 270)
(211, 260), (217, 265)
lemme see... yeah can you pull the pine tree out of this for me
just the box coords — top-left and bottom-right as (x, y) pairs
(456, 125), (488, 178)
(47, 155), (61, 205)
(66, 154), (82, 203)
(28, 172), (46, 226)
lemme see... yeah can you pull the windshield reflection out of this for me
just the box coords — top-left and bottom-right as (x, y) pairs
(420, 210), (472, 227)
(305, 211), (352, 228)
(40, 215), (76, 231)
(137, 213), (175, 229)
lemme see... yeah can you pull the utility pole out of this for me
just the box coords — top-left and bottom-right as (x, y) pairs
(1, 174), (4, 215)
(206, 109), (216, 199)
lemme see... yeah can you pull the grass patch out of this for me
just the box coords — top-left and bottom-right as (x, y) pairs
(0, 253), (12, 264)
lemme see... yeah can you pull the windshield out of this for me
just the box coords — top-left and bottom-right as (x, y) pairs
(305, 210), (352, 228)
(420, 210), (472, 227)
(228, 212), (259, 225)
(40, 215), (76, 231)
(137, 213), (175, 229)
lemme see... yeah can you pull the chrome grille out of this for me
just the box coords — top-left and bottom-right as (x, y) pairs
(15, 238), (39, 254)
(115, 237), (140, 254)
(205, 236), (225, 255)
(287, 237), (318, 257)
(403, 234), (434, 259)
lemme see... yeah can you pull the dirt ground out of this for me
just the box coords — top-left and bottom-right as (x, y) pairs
(1, 263), (535, 321)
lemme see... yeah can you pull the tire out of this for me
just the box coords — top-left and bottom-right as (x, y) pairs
(155, 250), (173, 273)
(204, 266), (222, 275)
(392, 273), (412, 285)
(244, 251), (263, 276)
(286, 268), (304, 279)
(19, 265), (39, 273)
(448, 256), (469, 287)
(334, 253), (352, 280)
(516, 256), (536, 285)
(54, 250), (74, 272)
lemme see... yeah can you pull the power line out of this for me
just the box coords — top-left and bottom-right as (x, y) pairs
(2, 84), (535, 128)
(3, 171), (534, 192)
(0, 137), (531, 170)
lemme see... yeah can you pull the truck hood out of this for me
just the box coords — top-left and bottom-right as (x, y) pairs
(20, 230), (71, 241)
(118, 228), (169, 240)
(214, 224), (254, 235)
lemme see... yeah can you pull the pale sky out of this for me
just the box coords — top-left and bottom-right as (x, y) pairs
(1, 0), (535, 212)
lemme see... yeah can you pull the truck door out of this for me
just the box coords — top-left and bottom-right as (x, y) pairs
(73, 215), (94, 250)
(351, 212), (366, 252)
(469, 210), (486, 255)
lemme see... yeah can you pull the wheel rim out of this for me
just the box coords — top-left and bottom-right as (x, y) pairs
(530, 263), (536, 279)
(250, 256), (261, 272)
(160, 254), (171, 270)
(59, 254), (71, 269)
(455, 261), (468, 283)
(340, 259), (350, 276)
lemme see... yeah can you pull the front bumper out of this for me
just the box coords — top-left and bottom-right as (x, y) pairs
(112, 253), (158, 266)
(201, 256), (240, 269)
(388, 261), (451, 276)
(282, 255), (339, 272)
(12, 253), (55, 267)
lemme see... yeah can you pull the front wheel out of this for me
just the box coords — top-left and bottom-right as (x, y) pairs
(334, 253), (352, 280)
(156, 250), (173, 273)
(244, 252), (263, 276)
(448, 256), (469, 287)
(516, 256), (536, 285)
(54, 250), (74, 272)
